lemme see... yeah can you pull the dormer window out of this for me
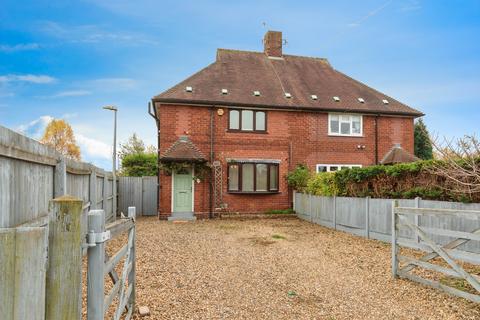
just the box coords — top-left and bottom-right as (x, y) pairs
(229, 109), (266, 132)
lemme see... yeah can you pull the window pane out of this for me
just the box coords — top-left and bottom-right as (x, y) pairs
(256, 164), (268, 191)
(255, 112), (265, 131)
(269, 165), (278, 190)
(340, 166), (349, 170)
(329, 166), (338, 172)
(228, 164), (239, 191)
(229, 110), (239, 130)
(317, 166), (327, 173)
(242, 164), (254, 191)
(340, 122), (351, 134)
(241, 110), (254, 131)
(330, 115), (339, 133)
(352, 116), (361, 134)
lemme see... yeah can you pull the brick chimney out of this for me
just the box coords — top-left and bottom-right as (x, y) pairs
(263, 30), (283, 57)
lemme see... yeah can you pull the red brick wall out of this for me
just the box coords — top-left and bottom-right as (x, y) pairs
(156, 103), (415, 218)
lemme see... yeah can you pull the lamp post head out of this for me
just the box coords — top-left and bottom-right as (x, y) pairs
(103, 105), (118, 111)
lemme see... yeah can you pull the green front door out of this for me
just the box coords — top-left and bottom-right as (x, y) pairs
(173, 167), (193, 212)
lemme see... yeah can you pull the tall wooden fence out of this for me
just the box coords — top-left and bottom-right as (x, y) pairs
(0, 124), (117, 229)
(294, 192), (480, 253)
(119, 176), (157, 216)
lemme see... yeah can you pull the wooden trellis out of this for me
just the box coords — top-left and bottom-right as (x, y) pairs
(212, 161), (223, 210)
(392, 200), (480, 303)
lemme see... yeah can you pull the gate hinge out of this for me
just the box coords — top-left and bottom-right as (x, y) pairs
(86, 230), (111, 247)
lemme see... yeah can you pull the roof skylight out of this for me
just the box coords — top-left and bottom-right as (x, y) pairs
(185, 86), (193, 92)
(311, 95), (318, 100)
(382, 99), (389, 105)
(358, 98), (365, 103)
(333, 96), (340, 102)
(221, 88), (228, 95)
(285, 92), (292, 98)
(253, 90), (261, 96)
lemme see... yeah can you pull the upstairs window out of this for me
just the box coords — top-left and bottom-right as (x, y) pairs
(228, 162), (279, 193)
(316, 164), (362, 173)
(229, 109), (266, 132)
(328, 114), (362, 136)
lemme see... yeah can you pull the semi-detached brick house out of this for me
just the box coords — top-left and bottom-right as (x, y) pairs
(150, 30), (423, 220)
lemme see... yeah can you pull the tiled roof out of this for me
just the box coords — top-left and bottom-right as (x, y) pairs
(160, 136), (206, 162)
(380, 145), (420, 165)
(154, 49), (423, 117)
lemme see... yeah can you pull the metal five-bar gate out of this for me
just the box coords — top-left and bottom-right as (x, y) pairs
(87, 207), (136, 320)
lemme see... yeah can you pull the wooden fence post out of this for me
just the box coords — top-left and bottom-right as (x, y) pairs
(89, 169), (97, 210)
(365, 196), (370, 239)
(128, 207), (136, 310)
(414, 197), (421, 243)
(309, 194), (313, 222)
(391, 200), (399, 278)
(0, 229), (15, 318)
(87, 209), (106, 320)
(46, 196), (83, 320)
(54, 157), (67, 197)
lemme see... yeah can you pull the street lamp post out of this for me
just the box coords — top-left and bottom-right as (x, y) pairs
(103, 106), (118, 217)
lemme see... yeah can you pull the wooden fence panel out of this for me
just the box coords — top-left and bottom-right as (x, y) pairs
(142, 177), (158, 216)
(119, 176), (157, 216)
(0, 157), (54, 228)
(0, 227), (48, 320)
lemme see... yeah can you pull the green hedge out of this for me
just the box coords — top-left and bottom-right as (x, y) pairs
(287, 161), (477, 203)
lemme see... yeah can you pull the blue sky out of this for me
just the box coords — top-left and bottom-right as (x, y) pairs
(1, 0), (479, 169)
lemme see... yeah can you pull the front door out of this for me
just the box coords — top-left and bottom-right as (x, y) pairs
(173, 167), (193, 212)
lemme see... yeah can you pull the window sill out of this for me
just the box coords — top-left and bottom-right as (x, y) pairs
(227, 191), (280, 195)
(226, 130), (268, 134)
(328, 134), (364, 138)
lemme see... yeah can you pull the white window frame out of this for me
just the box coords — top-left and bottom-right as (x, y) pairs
(328, 113), (363, 137)
(316, 164), (362, 173)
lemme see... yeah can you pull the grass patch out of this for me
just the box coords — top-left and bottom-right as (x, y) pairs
(249, 236), (275, 246)
(272, 234), (286, 240)
(264, 208), (295, 215)
(440, 276), (477, 294)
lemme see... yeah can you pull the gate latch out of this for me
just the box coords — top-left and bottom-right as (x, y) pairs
(86, 230), (111, 247)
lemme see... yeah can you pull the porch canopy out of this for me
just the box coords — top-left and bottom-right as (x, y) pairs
(160, 135), (207, 162)
(380, 144), (419, 165)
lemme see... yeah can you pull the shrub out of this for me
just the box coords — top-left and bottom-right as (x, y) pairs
(121, 153), (158, 176)
(286, 160), (479, 202)
(285, 164), (311, 192)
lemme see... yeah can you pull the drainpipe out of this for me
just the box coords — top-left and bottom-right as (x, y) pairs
(209, 107), (215, 218)
(374, 114), (379, 164)
(148, 101), (161, 217)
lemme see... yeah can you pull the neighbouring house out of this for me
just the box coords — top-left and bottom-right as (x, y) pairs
(150, 30), (423, 220)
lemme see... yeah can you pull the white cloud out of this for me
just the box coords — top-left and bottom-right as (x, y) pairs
(38, 21), (158, 45)
(37, 90), (92, 99)
(76, 134), (112, 160)
(0, 74), (57, 84)
(17, 115), (54, 138)
(0, 43), (40, 52)
(87, 77), (138, 91)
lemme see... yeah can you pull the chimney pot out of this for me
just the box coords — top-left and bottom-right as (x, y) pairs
(264, 30), (283, 57)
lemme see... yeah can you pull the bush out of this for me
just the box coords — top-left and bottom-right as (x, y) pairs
(121, 153), (158, 176)
(285, 164), (311, 192)
(286, 160), (478, 202)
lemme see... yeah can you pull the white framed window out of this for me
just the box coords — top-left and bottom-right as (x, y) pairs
(328, 113), (363, 136)
(316, 164), (362, 173)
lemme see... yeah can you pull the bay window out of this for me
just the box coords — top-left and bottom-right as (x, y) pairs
(328, 114), (363, 136)
(228, 162), (279, 193)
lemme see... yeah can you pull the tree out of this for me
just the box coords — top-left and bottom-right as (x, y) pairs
(40, 119), (81, 160)
(414, 118), (433, 160)
(431, 135), (480, 198)
(121, 153), (158, 176)
(118, 133), (146, 160)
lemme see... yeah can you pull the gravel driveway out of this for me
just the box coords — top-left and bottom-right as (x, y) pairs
(108, 216), (480, 319)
